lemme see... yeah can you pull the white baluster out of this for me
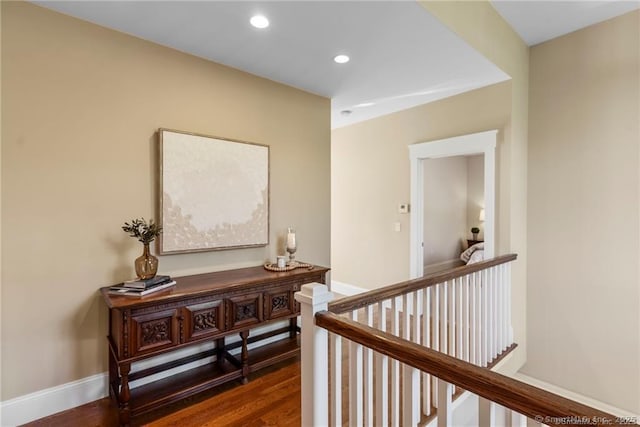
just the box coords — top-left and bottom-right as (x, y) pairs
(414, 290), (421, 345)
(478, 397), (495, 427)
(402, 292), (420, 426)
(413, 289), (422, 407)
(496, 267), (502, 353)
(436, 379), (453, 427)
(441, 282), (448, 355)
(449, 280), (457, 394)
(375, 302), (388, 426)
(432, 284), (440, 408)
(402, 364), (420, 426)
(423, 287), (431, 416)
(487, 267), (494, 364)
(330, 333), (342, 427)
(498, 265), (505, 352)
(457, 278), (463, 360)
(491, 267), (502, 358)
(476, 272), (483, 366)
(391, 297), (400, 427)
(349, 310), (363, 427)
(295, 283), (333, 427)
(364, 306), (373, 426)
(508, 410), (527, 427)
(507, 263), (513, 344)
(501, 264), (507, 350)
(412, 291), (422, 421)
(481, 269), (489, 366)
(432, 285), (440, 353)
(470, 273), (477, 365)
(502, 266), (506, 349)
(463, 275), (470, 363)
(403, 293), (410, 341)
(449, 280), (456, 358)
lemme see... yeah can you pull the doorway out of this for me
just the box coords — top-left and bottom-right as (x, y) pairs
(422, 154), (485, 274)
(409, 130), (497, 279)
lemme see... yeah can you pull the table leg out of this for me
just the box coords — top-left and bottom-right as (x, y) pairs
(215, 337), (225, 368)
(108, 345), (119, 401)
(118, 362), (131, 426)
(289, 317), (298, 339)
(240, 330), (250, 384)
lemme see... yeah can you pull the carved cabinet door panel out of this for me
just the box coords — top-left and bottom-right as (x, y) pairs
(226, 293), (263, 330)
(182, 300), (225, 342)
(264, 283), (298, 320)
(130, 309), (179, 356)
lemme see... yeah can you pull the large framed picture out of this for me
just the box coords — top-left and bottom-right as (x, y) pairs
(158, 128), (269, 254)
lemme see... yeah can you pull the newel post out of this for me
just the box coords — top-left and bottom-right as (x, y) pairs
(295, 283), (333, 427)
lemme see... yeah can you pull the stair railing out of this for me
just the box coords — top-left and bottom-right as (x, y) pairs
(295, 254), (621, 426)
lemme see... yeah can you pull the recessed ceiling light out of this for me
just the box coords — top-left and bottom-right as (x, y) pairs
(334, 55), (350, 64)
(250, 15), (269, 29)
(340, 110), (352, 116)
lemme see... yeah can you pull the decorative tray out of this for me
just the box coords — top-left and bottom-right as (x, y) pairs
(263, 261), (314, 272)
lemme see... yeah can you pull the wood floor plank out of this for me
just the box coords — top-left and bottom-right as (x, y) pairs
(23, 305), (517, 427)
(24, 358), (301, 427)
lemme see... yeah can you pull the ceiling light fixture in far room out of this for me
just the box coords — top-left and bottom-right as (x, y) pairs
(250, 15), (269, 29)
(334, 54), (350, 64)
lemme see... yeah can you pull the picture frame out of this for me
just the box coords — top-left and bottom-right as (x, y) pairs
(158, 128), (269, 254)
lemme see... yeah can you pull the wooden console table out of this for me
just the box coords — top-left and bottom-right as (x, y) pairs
(100, 264), (329, 426)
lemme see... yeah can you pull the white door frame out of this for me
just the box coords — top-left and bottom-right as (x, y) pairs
(409, 130), (497, 279)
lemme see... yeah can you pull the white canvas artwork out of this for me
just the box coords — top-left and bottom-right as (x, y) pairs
(159, 129), (269, 254)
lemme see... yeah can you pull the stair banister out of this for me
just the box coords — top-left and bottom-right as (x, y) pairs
(294, 283), (332, 427)
(328, 254), (517, 314)
(295, 254), (620, 426)
(314, 310), (619, 426)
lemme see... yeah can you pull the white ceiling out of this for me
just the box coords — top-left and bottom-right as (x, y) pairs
(492, 0), (639, 46)
(31, 1), (639, 128)
(31, 0), (509, 128)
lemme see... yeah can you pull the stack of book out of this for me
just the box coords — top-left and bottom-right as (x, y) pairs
(108, 275), (176, 297)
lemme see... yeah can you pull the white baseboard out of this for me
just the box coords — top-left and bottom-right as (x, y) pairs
(330, 280), (367, 296)
(513, 373), (639, 419)
(1, 321), (291, 426)
(1, 372), (108, 426)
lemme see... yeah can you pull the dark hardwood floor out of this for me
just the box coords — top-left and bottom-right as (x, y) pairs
(25, 293), (352, 427)
(23, 300), (515, 427)
(24, 358), (302, 427)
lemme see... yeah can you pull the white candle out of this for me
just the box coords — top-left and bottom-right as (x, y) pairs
(287, 230), (296, 249)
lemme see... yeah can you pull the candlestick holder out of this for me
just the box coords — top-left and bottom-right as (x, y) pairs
(286, 227), (297, 266)
(286, 244), (297, 265)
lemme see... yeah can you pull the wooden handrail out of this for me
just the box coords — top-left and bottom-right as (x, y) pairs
(329, 253), (517, 314)
(315, 311), (619, 427)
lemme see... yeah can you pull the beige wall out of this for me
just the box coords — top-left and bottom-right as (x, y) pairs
(1, 2), (330, 400)
(423, 156), (468, 267)
(331, 81), (510, 289)
(525, 11), (639, 412)
(421, 154), (485, 269)
(419, 0), (529, 374)
(466, 155), (485, 240)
